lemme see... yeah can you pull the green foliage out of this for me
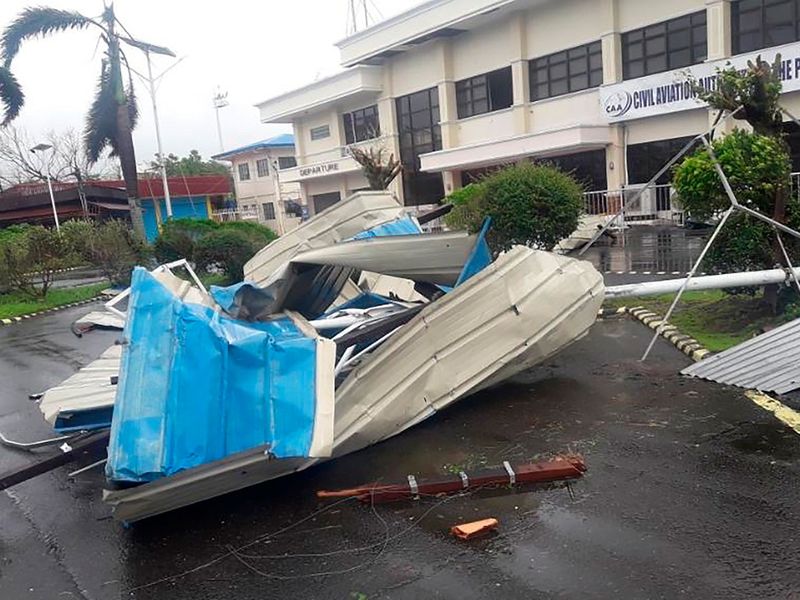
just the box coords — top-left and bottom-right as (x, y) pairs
(63, 219), (149, 286)
(673, 130), (791, 220)
(153, 218), (221, 263)
(153, 218), (277, 283)
(151, 150), (229, 177)
(693, 55), (783, 136)
(0, 225), (72, 297)
(672, 130), (799, 276)
(194, 229), (257, 283)
(445, 163), (584, 252)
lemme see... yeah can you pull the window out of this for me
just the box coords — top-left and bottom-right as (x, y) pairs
(343, 105), (380, 144)
(256, 158), (269, 178)
(278, 156), (297, 169)
(530, 42), (603, 101)
(544, 150), (607, 191)
(237, 163), (250, 181)
(312, 191), (341, 214)
(310, 125), (330, 141)
(262, 202), (276, 220)
(622, 11), (707, 79)
(396, 87), (444, 205)
(627, 136), (696, 184)
(456, 67), (513, 118)
(732, 0), (800, 54)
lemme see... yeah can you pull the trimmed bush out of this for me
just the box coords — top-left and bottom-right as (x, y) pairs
(194, 229), (259, 282)
(153, 218), (220, 263)
(445, 163), (584, 253)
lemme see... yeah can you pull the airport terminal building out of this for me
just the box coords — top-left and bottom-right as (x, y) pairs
(256, 0), (800, 218)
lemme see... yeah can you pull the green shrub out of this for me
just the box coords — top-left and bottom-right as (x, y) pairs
(445, 163), (584, 252)
(0, 225), (71, 297)
(194, 229), (258, 283)
(672, 129), (799, 277)
(86, 220), (150, 286)
(219, 220), (277, 247)
(153, 218), (220, 263)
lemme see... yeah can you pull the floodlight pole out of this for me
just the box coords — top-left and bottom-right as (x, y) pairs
(30, 144), (59, 232)
(145, 50), (172, 218)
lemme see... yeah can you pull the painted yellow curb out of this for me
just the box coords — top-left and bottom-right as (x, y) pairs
(744, 390), (800, 435)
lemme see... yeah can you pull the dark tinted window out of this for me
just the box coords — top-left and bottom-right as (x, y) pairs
(343, 105), (380, 144)
(396, 87), (444, 205)
(732, 0), (800, 54)
(622, 11), (706, 79)
(627, 136), (696, 184)
(277, 156), (297, 169)
(530, 41), (603, 100)
(544, 149), (608, 191)
(456, 66), (513, 118)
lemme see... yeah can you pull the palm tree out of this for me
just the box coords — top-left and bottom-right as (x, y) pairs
(1, 5), (147, 237)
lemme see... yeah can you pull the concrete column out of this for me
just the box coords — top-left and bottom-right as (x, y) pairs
(331, 107), (346, 148)
(706, 0), (734, 135)
(437, 39), (458, 150)
(706, 0), (732, 61)
(292, 120), (306, 166)
(509, 11), (530, 134)
(606, 125), (626, 190)
(442, 170), (461, 195)
(601, 0), (622, 84)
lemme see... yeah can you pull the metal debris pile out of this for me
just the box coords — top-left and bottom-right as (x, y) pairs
(3, 191), (605, 522)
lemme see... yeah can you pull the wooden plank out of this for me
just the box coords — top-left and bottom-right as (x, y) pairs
(0, 430), (109, 491)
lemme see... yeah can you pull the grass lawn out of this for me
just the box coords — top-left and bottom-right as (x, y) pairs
(605, 289), (799, 352)
(0, 282), (109, 320)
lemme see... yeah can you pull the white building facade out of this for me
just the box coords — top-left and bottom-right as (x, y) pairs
(212, 134), (304, 234)
(256, 0), (800, 219)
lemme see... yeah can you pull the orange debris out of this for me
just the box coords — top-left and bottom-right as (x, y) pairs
(450, 517), (499, 540)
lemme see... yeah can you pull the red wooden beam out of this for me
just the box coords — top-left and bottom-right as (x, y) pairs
(317, 456), (586, 504)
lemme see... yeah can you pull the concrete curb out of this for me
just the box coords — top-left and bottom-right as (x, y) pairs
(605, 305), (712, 362)
(0, 296), (105, 326)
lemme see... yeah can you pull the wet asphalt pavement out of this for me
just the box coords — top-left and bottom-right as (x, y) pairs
(1, 299), (799, 600)
(580, 225), (709, 286)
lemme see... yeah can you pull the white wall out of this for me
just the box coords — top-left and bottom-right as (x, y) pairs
(526, 0), (611, 58)
(451, 18), (514, 81)
(617, 0), (705, 33)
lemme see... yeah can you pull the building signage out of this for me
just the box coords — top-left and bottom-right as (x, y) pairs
(599, 40), (800, 123)
(298, 162), (340, 178)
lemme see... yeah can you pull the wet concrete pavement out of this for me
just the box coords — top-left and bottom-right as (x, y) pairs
(1, 303), (799, 599)
(580, 225), (709, 286)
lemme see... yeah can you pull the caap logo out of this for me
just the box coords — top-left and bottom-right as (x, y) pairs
(603, 91), (632, 118)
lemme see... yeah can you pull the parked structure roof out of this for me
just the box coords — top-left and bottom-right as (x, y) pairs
(681, 318), (800, 395)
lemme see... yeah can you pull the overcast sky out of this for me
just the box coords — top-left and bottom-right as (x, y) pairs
(0, 0), (419, 166)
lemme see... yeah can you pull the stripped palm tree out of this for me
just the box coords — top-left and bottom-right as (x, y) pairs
(1, 5), (147, 237)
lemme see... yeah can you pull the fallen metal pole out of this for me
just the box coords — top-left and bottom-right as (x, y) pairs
(605, 266), (800, 298)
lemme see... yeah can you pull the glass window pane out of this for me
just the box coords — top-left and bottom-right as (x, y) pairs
(569, 72), (588, 90)
(670, 47), (691, 68)
(646, 54), (667, 73)
(550, 61), (567, 79)
(626, 59), (644, 79)
(590, 68), (604, 87)
(668, 28), (691, 50)
(570, 55), (588, 74)
(550, 78), (568, 96)
(626, 40), (643, 61)
(646, 35), (666, 56)
(589, 51), (603, 71)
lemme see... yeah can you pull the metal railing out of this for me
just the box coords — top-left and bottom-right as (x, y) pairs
(211, 207), (259, 222)
(586, 172), (800, 226)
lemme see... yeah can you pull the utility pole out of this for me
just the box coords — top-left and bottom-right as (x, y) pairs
(213, 88), (229, 154)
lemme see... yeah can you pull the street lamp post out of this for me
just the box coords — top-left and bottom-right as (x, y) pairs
(121, 37), (179, 219)
(30, 143), (59, 232)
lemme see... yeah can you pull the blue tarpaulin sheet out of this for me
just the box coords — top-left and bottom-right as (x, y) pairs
(352, 215), (422, 239)
(106, 268), (329, 483)
(455, 218), (493, 287)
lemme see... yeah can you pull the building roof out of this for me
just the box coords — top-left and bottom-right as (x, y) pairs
(212, 133), (295, 160)
(681, 318), (800, 395)
(256, 66), (384, 123)
(335, 0), (548, 67)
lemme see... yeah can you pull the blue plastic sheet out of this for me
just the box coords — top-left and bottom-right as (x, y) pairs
(455, 218), (493, 287)
(106, 268), (326, 483)
(351, 215), (422, 239)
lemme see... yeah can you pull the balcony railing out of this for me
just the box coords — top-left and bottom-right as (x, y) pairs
(211, 207), (259, 222)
